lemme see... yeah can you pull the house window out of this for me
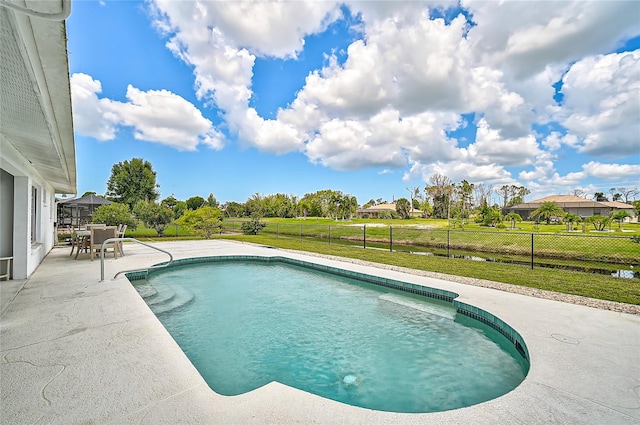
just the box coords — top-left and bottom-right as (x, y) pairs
(31, 186), (38, 242)
(593, 209), (601, 215)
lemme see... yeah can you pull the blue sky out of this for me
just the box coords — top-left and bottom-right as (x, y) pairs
(67, 1), (640, 205)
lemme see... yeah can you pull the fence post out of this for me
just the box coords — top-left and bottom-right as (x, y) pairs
(276, 223), (279, 239)
(328, 225), (331, 245)
(390, 226), (393, 252)
(531, 233), (534, 270)
(363, 225), (366, 249)
(447, 229), (450, 257)
(300, 224), (302, 242)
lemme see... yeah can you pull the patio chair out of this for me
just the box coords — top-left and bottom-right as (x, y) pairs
(89, 226), (118, 261)
(69, 233), (81, 257)
(116, 224), (127, 256)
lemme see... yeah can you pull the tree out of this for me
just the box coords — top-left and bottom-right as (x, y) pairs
(456, 180), (474, 219)
(483, 209), (503, 227)
(633, 200), (640, 216)
(563, 213), (581, 231)
(133, 201), (173, 236)
(496, 184), (529, 211)
(570, 189), (588, 198)
(614, 187), (639, 204)
(593, 192), (608, 202)
(419, 199), (432, 217)
(206, 193), (219, 208)
(395, 198), (411, 219)
(425, 174), (453, 219)
(406, 186), (421, 211)
(177, 206), (223, 238)
(297, 199), (312, 219)
(161, 195), (187, 220)
(161, 195), (178, 210)
(509, 186), (530, 207)
(106, 158), (159, 209)
(244, 193), (263, 216)
(530, 201), (565, 224)
(586, 215), (611, 231)
(505, 212), (522, 230)
(497, 185), (511, 210)
(91, 203), (137, 229)
(472, 183), (493, 209)
(609, 188), (622, 202)
(223, 201), (244, 218)
(611, 210), (630, 229)
(186, 196), (206, 210)
(241, 213), (267, 235)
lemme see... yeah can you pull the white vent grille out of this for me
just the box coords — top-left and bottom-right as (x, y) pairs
(0, 6), (76, 193)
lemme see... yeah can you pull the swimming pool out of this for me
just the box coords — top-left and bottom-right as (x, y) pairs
(132, 256), (529, 413)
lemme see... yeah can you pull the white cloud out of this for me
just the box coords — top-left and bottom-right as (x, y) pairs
(464, 119), (542, 166)
(145, 0), (639, 194)
(464, 0), (640, 79)
(404, 159), (514, 187)
(115, 85), (224, 151)
(154, 0), (342, 60)
(559, 50), (640, 157)
(581, 161), (640, 181)
(295, 12), (473, 119)
(520, 158), (640, 197)
(70, 73), (223, 151)
(70, 73), (119, 140)
(304, 108), (460, 171)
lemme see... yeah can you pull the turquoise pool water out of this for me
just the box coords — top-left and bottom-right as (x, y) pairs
(136, 260), (528, 413)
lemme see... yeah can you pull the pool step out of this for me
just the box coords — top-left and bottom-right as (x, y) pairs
(145, 283), (176, 306)
(151, 285), (195, 315)
(133, 282), (157, 299)
(133, 282), (195, 315)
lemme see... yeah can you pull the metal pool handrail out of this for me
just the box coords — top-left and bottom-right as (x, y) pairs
(100, 237), (174, 282)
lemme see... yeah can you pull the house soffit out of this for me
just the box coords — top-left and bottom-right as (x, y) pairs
(0, 2), (76, 193)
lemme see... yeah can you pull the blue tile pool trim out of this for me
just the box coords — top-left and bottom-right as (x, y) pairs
(129, 255), (529, 363)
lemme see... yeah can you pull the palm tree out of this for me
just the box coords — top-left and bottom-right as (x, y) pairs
(586, 215), (611, 231)
(563, 213), (581, 231)
(530, 201), (565, 224)
(611, 210), (630, 229)
(505, 212), (522, 229)
(395, 198), (411, 219)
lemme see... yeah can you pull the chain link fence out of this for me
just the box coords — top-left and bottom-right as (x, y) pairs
(220, 221), (639, 278)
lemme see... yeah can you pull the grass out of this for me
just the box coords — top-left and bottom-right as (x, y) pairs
(217, 234), (640, 306)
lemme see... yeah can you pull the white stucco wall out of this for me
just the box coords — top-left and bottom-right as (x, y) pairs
(1, 140), (56, 279)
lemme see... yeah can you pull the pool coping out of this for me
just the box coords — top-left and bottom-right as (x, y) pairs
(1, 239), (638, 424)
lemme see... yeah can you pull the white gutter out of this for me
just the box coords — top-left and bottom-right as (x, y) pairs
(0, 0), (71, 20)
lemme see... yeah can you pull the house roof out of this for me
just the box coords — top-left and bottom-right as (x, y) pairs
(362, 203), (397, 211)
(509, 195), (635, 210)
(0, 1), (76, 194)
(601, 201), (635, 209)
(359, 203), (422, 214)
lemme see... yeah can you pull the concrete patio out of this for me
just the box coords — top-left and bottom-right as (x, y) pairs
(1, 239), (638, 424)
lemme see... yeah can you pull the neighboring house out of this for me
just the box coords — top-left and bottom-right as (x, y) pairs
(601, 201), (636, 221)
(357, 203), (423, 218)
(0, 1), (75, 279)
(508, 195), (637, 221)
